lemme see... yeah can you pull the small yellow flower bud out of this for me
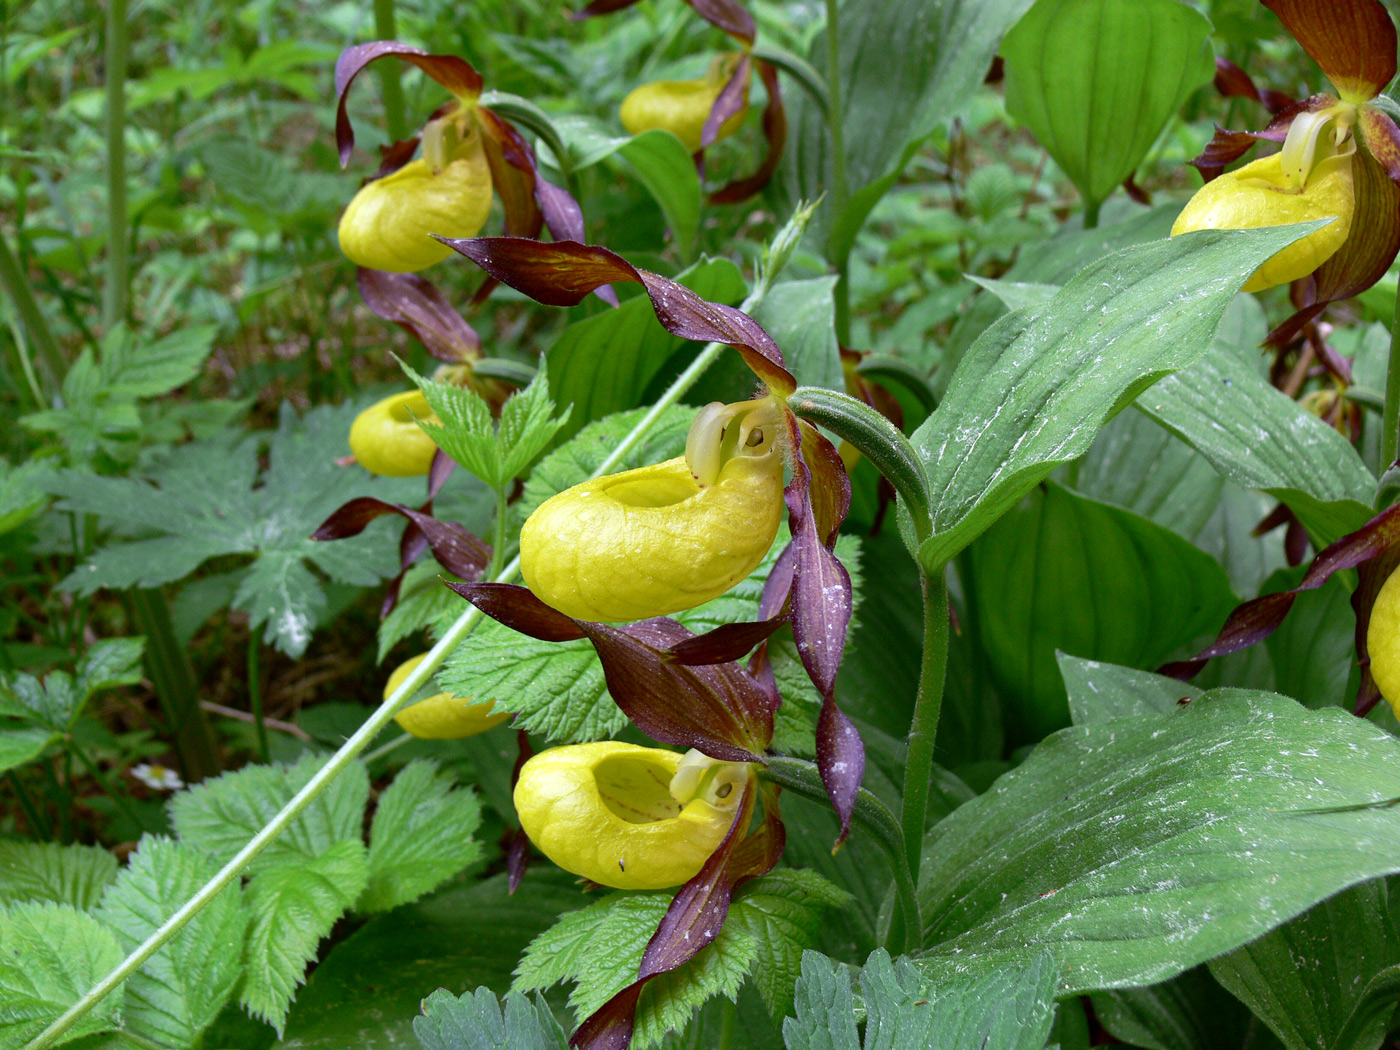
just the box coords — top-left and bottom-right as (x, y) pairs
(337, 133), (493, 273)
(513, 742), (750, 890)
(385, 654), (510, 739)
(348, 390), (441, 477)
(620, 61), (749, 154)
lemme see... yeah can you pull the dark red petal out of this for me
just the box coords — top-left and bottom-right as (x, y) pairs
(476, 109), (545, 240)
(334, 42), (483, 165)
(573, 0), (643, 18)
(816, 700), (864, 847)
(666, 615), (788, 665)
(1214, 56), (1263, 104)
(374, 136), (421, 178)
(758, 542), (795, 621)
(312, 497), (490, 581)
(700, 55), (751, 150)
(1161, 503), (1400, 678)
(684, 0), (756, 45)
(507, 728), (536, 894)
(428, 448), (456, 498)
(476, 107), (589, 246)
(1122, 172), (1152, 206)
(1314, 146), (1400, 301)
(1263, 0), (1396, 101)
(445, 580), (587, 642)
(1361, 106), (1400, 183)
(709, 60), (787, 205)
(798, 419), (851, 547)
(356, 268), (482, 364)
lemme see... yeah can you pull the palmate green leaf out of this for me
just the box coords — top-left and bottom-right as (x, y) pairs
(278, 871), (580, 1049)
(169, 753), (370, 871)
(1002, 0), (1213, 211)
(0, 726), (56, 774)
(93, 836), (245, 1049)
(963, 482), (1235, 743)
(414, 989), (568, 1050)
(1090, 965), (1281, 1050)
(0, 843), (117, 911)
(357, 759), (484, 914)
(544, 262), (746, 448)
(1057, 653), (1200, 726)
(783, 949), (1058, 1050)
(1209, 880), (1400, 1050)
(909, 223), (1324, 569)
(243, 841), (369, 1036)
(51, 402), (419, 657)
(0, 901), (124, 1048)
(914, 689), (1400, 991)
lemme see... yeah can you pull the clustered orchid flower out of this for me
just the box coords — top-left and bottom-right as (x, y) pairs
(584, 0), (787, 202)
(1172, 0), (1400, 345)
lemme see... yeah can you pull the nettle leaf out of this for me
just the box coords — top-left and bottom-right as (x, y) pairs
(1209, 880), (1400, 1050)
(93, 836), (245, 1049)
(0, 842), (118, 911)
(242, 840), (369, 1035)
(51, 402), (420, 657)
(910, 224), (1326, 569)
(0, 901), (124, 1047)
(414, 988), (569, 1050)
(962, 482), (1235, 744)
(1002, 0), (1213, 211)
(358, 759), (484, 914)
(783, 948), (1058, 1050)
(915, 690), (1400, 991)
(410, 367), (569, 490)
(514, 890), (759, 1050)
(1057, 653), (1201, 726)
(169, 753), (370, 870)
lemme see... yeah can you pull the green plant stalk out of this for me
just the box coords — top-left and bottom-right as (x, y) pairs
(4, 307), (45, 409)
(6, 771), (50, 840)
(67, 744), (158, 835)
(900, 563), (949, 883)
(102, 0), (129, 330)
(1385, 285), (1400, 469)
(761, 755), (920, 955)
(1083, 197), (1101, 231)
(247, 636), (269, 763)
(823, 0), (851, 345)
(0, 227), (64, 393)
(25, 289), (773, 1050)
(372, 0), (408, 142)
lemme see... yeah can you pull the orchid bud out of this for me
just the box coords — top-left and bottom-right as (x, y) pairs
(385, 654), (510, 739)
(348, 390), (441, 477)
(619, 56), (749, 153)
(1369, 566), (1400, 719)
(1172, 109), (1357, 292)
(337, 132), (493, 273)
(513, 742), (751, 890)
(519, 399), (785, 622)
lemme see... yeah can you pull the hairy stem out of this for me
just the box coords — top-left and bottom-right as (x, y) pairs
(900, 564), (948, 885)
(247, 636), (269, 763)
(372, 0), (408, 142)
(1384, 284), (1400, 469)
(102, 0), (129, 330)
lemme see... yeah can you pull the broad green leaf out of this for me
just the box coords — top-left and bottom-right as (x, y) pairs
(962, 482), (1235, 743)
(915, 690), (1400, 990)
(1057, 653), (1201, 725)
(1091, 965), (1282, 1050)
(0, 901), (124, 1048)
(0, 843), (117, 911)
(0, 726), (56, 773)
(278, 871), (579, 1050)
(413, 989), (568, 1050)
(1209, 881), (1400, 1050)
(617, 130), (702, 258)
(357, 759), (484, 914)
(910, 223), (1324, 568)
(544, 264), (745, 447)
(750, 278), (843, 393)
(169, 753), (369, 870)
(243, 840), (369, 1035)
(93, 836), (245, 1049)
(963, 277), (1059, 313)
(783, 949), (1058, 1050)
(1002, 0), (1213, 211)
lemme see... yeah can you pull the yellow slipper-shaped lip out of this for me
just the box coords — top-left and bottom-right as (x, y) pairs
(386, 654), (510, 739)
(620, 77), (749, 154)
(348, 390), (441, 477)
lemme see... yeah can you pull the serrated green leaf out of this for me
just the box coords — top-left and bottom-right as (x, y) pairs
(1057, 653), (1201, 726)
(94, 836), (245, 1048)
(915, 690), (1400, 991)
(357, 760), (484, 914)
(0, 901), (125, 1048)
(0, 725), (56, 773)
(1209, 880), (1400, 1050)
(378, 559), (465, 662)
(413, 989), (569, 1050)
(910, 224), (1326, 568)
(75, 639), (145, 706)
(1002, 0), (1213, 210)
(100, 324), (216, 400)
(243, 840), (369, 1035)
(0, 843), (117, 911)
(169, 753), (369, 870)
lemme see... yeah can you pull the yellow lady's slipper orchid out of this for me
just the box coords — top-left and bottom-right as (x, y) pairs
(338, 133), (493, 273)
(348, 390), (441, 476)
(620, 56), (749, 154)
(385, 654), (510, 738)
(514, 742), (751, 890)
(1172, 107), (1357, 292)
(519, 399), (785, 622)
(1368, 566), (1400, 719)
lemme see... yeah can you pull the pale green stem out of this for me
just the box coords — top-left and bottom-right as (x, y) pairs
(900, 563), (948, 889)
(372, 0), (408, 143)
(102, 0), (129, 330)
(24, 285), (772, 1050)
(0, 227), (63, 394)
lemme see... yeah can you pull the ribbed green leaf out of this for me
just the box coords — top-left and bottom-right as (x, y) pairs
(1090, 965), (1280, 1050)
(0, 843), (118, 911)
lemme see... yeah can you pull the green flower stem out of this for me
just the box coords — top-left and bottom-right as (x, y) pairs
(247, 636), (269, 763)
(102, 0), (129, 330)
(1384, 285), (1400, 468)
(761, 754), (921, 956)
(25, 281), (778, 1050)
(372, 0), (408, 143)
(749, 45), (829, 118)
(0, 227), (64, 394)
(900, 563), (949, 883)
(823, 0), (851, 345)
(67, 744), (158, 836)
(7, 771), (50, 840)
(1083, 197), (1102, 231)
